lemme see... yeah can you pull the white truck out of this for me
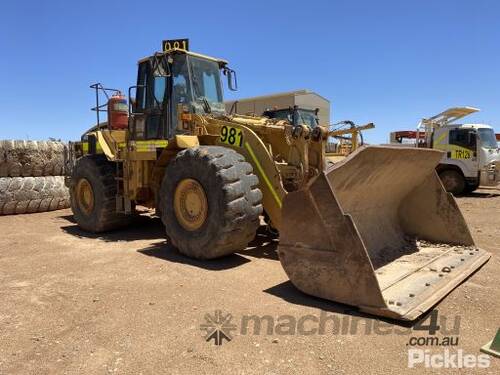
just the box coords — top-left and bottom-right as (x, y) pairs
(390, 107), (500, 194)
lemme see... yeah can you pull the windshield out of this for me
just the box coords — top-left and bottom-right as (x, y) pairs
(478, 128), (498, 149)
(188, 56), (225, 113)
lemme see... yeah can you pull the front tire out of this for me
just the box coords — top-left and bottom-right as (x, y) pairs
(159, 146), (263, 259)
(464, 181), (480, 194)
(439, 169), (466, 195)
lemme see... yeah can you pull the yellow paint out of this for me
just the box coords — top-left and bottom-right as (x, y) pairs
(96, 131), (116, 159)
(434, 143), (473, 159)
(244, 142), (282, 209)
(175, 135), (199, 148)
(133, 140), (168, 152)
(434, 132), (447, 145)
(220, 125), (244, 147)
(173, 178), (208, 231)
(81, 141), (103, 154)
(452, 148), (472, 159)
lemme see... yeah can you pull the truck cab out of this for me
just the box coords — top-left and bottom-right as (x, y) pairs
(390, 107), (500, 194)
(432, 123), (499, 192)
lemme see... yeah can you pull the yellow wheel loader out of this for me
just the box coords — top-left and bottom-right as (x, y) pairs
(66, 40), (490, 320)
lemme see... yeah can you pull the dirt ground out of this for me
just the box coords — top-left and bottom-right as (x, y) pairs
(0, 189), (499, 374)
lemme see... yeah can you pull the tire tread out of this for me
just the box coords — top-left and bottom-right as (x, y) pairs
(0, 176), (69, 215)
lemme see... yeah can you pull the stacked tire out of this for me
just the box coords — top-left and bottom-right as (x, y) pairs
(0, 140), (70, 215)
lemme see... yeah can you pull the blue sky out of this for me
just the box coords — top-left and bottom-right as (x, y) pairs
(1, 0), (499, 144)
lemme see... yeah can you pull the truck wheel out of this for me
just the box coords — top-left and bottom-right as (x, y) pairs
(0, 176), (69, 215)
(0, 140), (64, 177)
(70, 155), (131, 232)
(439, 170), (466, 195)
(464, 182), (480, 194)
(160, 146), (263, 259)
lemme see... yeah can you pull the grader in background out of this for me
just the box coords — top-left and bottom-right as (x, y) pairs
(66, 39), (490, 320)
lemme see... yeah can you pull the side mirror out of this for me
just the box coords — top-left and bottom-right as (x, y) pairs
(128, 85), (146, 115)
(224, 67), (238, 91)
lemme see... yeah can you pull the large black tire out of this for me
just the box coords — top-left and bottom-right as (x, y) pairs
(0, 176), (69, 215)
(439, 169), (466, 195)
(464, 181), (480, 194)
(0, 140), (64, 177)
(159, 146), (263, 259)
(70, 155), (131, 232)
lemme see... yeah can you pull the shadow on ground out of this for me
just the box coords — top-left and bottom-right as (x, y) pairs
(238, 226), (279, 260)
(462, 190), (500, 198)
(61, 211), (279, 268)
(264, 281), (435, 329)
(138, 241), (251, 270)
(60, 212), (433, 327)
(138, 225), (279, 270)
(59, 214), (165, 242)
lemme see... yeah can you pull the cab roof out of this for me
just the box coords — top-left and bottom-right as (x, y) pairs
(138, 48), (228, 67)
(454, 123), (493, 130)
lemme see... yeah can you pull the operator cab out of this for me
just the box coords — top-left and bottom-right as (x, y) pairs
(130, 40), (237, 140)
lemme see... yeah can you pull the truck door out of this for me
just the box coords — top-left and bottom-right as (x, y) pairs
(448, 128), (479, 177)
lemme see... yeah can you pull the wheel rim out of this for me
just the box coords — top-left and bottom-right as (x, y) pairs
(173, 178), (208, 231)
(76, 178), (95, 215)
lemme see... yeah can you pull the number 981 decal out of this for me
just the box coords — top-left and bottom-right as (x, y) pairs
(220, 125), (243, 147)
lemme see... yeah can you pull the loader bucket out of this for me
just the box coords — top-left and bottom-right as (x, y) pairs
(278, 146), (490, 320)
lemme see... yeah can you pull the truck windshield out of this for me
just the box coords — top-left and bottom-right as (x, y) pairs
(188, 56), (225, 114)
(478, 128), (498, 149)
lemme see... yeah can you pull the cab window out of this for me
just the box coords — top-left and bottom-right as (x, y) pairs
(449, 129), (476, 150)
(153, 76), (166, 105)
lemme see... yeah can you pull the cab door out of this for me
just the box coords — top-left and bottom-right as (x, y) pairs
(130, 61), (168, 140)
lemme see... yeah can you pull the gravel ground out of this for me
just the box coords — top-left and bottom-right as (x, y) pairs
(0, 189), (498, 374)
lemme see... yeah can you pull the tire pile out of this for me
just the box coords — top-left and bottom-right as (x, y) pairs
(0, 140), (70, 215)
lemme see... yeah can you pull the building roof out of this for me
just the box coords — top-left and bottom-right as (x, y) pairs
(225, 89), (330, 104)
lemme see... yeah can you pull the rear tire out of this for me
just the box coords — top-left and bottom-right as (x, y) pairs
(439, 169), (466, 195)
(70, 155), (132, 232)
(159, 146), (263, 259)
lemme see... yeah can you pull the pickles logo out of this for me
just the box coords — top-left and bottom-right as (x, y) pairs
(408, 349), (490, 368)
(200, 310), (237, 346)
